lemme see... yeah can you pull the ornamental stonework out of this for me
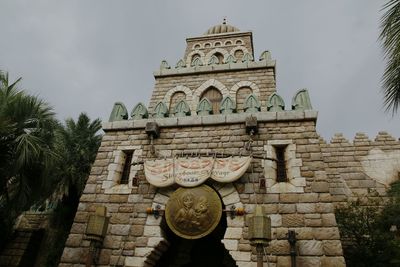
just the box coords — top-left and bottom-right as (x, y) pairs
(54, 22), (400, 267)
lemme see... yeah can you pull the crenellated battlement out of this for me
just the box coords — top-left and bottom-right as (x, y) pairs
(320, 131), (400, 203)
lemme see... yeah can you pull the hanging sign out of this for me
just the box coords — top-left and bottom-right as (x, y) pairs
(144, 156), (251, 187)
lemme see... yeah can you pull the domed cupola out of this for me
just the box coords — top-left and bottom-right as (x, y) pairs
(204, 19), (240, 35)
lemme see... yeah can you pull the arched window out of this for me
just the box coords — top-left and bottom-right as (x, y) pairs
(236, 87), (252, 112)
(194, 44), (201, 49)
(170, 91), (186, 111)
(204, 43), (211, 48)
(235, 39), (243, 45)
(234, 49), (244, 62)
(200, 87), (223, 114)
(214, 41), (221, 47)
(225, 40), (232, 46)
(213, 52), (224, 64)
(191, 54), (201, 65)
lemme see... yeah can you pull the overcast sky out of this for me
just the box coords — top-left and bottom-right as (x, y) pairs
(1, 0), (399, 141)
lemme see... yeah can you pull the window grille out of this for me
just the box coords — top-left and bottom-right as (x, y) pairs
(120, 151), (133, 184)
(275, 146), (288, 182)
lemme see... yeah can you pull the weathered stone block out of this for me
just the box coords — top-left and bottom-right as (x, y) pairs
(296, 203), (316, 213)
(110, 213), (130, 224)
(147, 237), (164, 247)
(143, 226), (163, 237)
(65, 234), (82, 247)
(321, 214), (337, 226)
(103, 235), (122, 249)
(298, 193), (318, 203)
(296, 256), (321, 267)
(320, 256), (346, 267)
(230, 251), (251, 261)
(110, 224), (130, 236)
(222, 239), (238, 251)
(227, 216), (245, 227)
(134, 247), (152, 257)
(295, 227), (314, 240)
(224, 227), (243, 239)
(279, 194), (299, 203)
(281, 214), (304, 227)
(98, 249), (112, 265)
(267, 240), (290, 255)
(315, 202), (334, 213)
(278, 204), (296, 213)
(60, 247), (84, 263)
(135, 237), (149, 247)
(322, 240), (343, 256)
(298, 240), (323, 256)
(277, 256), (291, 267)
(223, 192), (241, 205)
(130, 225), (144, 236)
(305, 218), (322, 227)
(270, 214), (282, 227)
(311, 182), (329, 193)
(312, 227), (340, 240)
(125, 256), (144, 267)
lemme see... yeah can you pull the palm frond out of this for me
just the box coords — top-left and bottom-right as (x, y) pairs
(380, 0), (400, 114)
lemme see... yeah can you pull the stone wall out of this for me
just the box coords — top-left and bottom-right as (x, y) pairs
(57, 24), (400, 267)
(58, 111), (346, 267)
(184, 32), (253, 62)
(321, 131), (400, 204)
(149, 67), (276, 112)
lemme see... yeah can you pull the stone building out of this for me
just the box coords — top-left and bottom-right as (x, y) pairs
(58, 22), (400, 267)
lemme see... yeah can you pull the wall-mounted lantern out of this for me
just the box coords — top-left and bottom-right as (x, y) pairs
(248, 205), (271, 267)
(85, 206), (109, 267)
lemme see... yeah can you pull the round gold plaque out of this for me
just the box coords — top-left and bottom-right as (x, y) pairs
(165, 184), (222, 239)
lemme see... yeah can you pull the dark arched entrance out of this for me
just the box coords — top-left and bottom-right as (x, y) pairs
(155, 187), (237, 267)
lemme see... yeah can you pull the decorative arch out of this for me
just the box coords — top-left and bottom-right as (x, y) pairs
(186, 50), (206, 67)
(163, 85), (193, 111)
(229, 81), (261, 100)
(129, 183), (246, 267)
(235, 39), (243, 45)
(204, 48), (230, 65)
(224, 40), (232, 46)
(192, 79), (229, 112)
(229, 45), (250, 59)
(192, 43), (201, 49)
(200, 88), (223, 114)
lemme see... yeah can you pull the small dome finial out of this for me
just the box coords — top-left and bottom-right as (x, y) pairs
(223, 17), (227, 24)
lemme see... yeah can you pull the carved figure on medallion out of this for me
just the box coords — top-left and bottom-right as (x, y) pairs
(175, 192), (199, 230)
(165, 185), (222, 239)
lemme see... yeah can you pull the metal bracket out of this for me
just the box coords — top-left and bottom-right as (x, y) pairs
(224, 205), (245, 219)
(245, 115), (258, 134)
(146, 204), (163, 219)
(145, 122), (160, 138)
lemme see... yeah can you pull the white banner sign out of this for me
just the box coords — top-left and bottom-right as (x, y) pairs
(144, 156), (251, 187)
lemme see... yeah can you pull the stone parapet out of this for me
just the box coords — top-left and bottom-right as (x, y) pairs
(102, 110), (318, 131)
(153, 59), (276, 77)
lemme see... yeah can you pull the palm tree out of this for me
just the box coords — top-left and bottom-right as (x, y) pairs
(380, 0), (400, 114)
(56, 113), (102, 197)
(0, 71), (59, 248)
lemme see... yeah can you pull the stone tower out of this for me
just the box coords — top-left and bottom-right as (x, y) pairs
(58, 22), (371, 267)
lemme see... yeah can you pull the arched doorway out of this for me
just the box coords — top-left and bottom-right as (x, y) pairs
(154, 186), (237, 267)
(200, 87), (223, 114)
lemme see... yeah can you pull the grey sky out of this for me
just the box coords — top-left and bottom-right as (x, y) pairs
(1, 0), (399, 140)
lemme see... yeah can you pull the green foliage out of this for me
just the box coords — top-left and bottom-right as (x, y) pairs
(380, 0), (400, 114)
(336, 183), (400, 267)
(55, 113), (102, 196)
(0, 71), (102, 261)
(0, 71), (59, 248)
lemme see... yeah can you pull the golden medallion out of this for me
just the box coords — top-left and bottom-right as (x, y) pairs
(165, 184), (222, 239)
